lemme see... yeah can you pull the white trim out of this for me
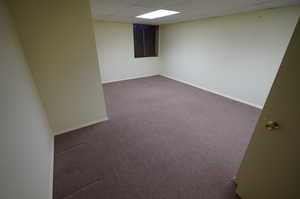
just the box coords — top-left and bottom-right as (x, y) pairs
(54, 117), (109, 135)
(102, 74), (159, 84)
(49, 135), (54, 199)
(161, 74), (263, 109)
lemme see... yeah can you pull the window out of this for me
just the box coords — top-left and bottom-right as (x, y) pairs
(133, 24), (159, 58)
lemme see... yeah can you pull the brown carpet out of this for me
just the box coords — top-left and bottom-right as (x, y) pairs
(54, 75), (260, 199)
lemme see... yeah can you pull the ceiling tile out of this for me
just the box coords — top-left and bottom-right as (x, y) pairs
(90, 0), (300, 24)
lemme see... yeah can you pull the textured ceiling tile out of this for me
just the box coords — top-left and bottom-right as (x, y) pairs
(90, 0), (300, 24)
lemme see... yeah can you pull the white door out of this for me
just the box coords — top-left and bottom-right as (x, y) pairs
(236, 19), (300, 199)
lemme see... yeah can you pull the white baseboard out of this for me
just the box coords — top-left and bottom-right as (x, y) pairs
(102, 74), (159, 84)
(161, 74), (263, 109)
(54, 117), (109, 135)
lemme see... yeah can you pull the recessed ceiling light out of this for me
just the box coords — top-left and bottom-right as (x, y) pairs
(136, 9), (180, 19)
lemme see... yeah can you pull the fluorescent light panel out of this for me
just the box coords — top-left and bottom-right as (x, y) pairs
(136, 9), (180, 19)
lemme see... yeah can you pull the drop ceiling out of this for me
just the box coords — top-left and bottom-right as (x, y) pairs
(90, 0), (300, 24)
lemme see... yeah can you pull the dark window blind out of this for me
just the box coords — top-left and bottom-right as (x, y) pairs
(133, 24), (158, 58)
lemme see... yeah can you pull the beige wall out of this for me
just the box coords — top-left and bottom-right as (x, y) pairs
(94, 21), (160, 83)
(8, 0), (107, 134)
(0, 0), (53, 198)
(160, 6), (300, 108)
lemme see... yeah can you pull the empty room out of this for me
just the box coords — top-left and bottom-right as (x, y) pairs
(1, 0), (300, 199)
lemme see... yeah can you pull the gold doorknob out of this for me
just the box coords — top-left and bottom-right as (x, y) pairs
(265, 121), (279, 131)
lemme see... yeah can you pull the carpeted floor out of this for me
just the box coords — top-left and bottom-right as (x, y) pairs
(54, 75), (260, 199)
